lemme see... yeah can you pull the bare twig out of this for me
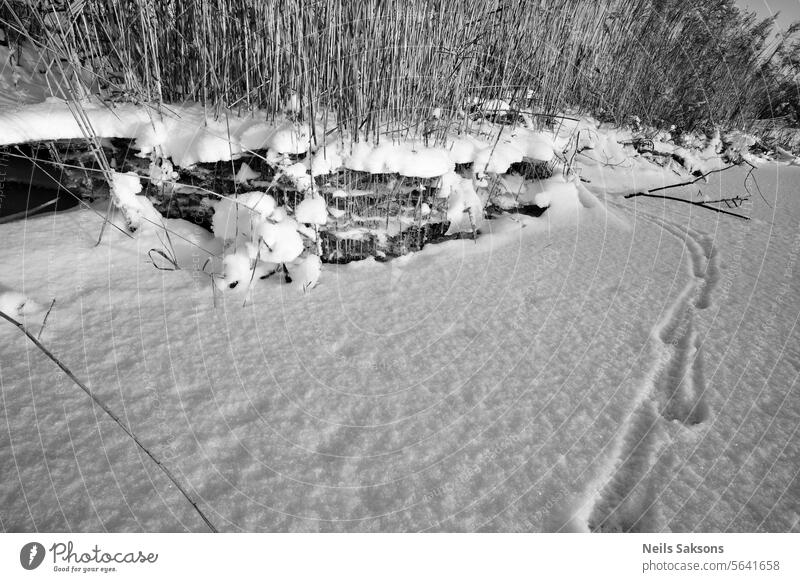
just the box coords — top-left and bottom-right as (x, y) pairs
(647, 164), (737, 194)
(623, 192), (750, 220)
(0, 309), (218, 533)
(36, 298), (56, 341)
(694, 195), (750, 206)
(743, 160), (772, 208)
(623, 164), (751, 219)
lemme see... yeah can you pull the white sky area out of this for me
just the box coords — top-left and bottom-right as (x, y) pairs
(738, 0), (800, 31)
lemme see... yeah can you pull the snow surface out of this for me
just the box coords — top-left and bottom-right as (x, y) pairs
(295, 196), (328, 226)
(0, 156), (797, 532)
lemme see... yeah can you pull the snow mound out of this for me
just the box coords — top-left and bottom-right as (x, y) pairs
(212, 192), (277, 241)
(219, 250), (254, 290)
(515, 130), (556, 162)
(110, 171), (160, 229)
(259, 220), (305, 264)
(0, 291), (44, 318)
(515, 175), (583, 219)
(282, 162), (313, 192)
(447, 135), (485, 164)
(470, 130), (555, 174)
(295, 196), (328, 225)
(725, 130), (757, 154)
(474, 141), (525, 174)
(310, 144), (345, 176)
(267, 122), (312, 155)
(0, 100), (314, 167)
(440, 172), (485, 235)
(345, 142), (455, 178)
(290, 254), (322, 294)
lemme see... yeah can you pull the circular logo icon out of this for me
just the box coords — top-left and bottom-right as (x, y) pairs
(20, 542), (45, 570)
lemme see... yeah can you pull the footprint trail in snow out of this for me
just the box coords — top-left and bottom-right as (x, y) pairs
(586, 210), (722, 532)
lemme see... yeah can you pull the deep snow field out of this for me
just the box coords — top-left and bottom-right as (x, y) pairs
(0, 143), (798, 532)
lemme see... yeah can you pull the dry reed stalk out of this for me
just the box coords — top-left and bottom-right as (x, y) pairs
(0, 0), (790, 147)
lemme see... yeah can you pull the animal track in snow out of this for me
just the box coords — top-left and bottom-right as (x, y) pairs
(588, 402), (667, 532)
(657, 321), (710, 426)
(585, 208), (718, 533)
(647, 217), (720, 311)
(643, 215), (715, 426)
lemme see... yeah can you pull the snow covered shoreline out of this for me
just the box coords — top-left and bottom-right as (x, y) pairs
(0, 98), (559, 172)
(1, 97), (775, 290)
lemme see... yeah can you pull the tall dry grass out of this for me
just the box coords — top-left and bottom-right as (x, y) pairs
(0, 0), (792, 139)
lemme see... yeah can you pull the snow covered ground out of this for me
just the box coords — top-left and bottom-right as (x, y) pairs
(1, 149), (797, 532)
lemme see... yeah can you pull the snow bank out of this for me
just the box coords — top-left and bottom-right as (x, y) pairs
(295, 196), (328, 225)
(311, 143), (346, 176)
(1, 97), (750, 271)
(0, 99), (314, 167)
(343, 142), (455, 178)
(309, 128), (554, 179)
(212, 192), (277, 242)
(0, 98), (151, 146)
(0, 97), (562, 181)
(240, 120), (312, 154)
(517, 175), (582, 219)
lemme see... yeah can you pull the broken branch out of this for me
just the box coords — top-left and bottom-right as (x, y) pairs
(623, 192), (750, 220)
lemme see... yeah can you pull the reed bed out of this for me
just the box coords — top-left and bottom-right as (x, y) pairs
(1, 0), (790, 140)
